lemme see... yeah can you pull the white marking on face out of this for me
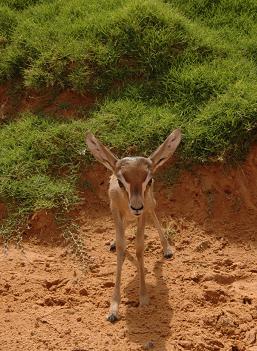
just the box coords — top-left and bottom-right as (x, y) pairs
(117, 173), (131, 196)
(142, 172), (152, 194)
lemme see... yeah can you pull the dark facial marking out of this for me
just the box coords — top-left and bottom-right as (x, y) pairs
(118, 179), (125, 189)
(147, 178), (153, 186)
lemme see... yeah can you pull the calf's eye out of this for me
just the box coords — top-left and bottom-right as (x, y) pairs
(118, 179), (125, 188)
(147, 178), (153, 186)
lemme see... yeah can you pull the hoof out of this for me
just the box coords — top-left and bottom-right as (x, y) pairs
(107, 313), (118, 323)
(164, 251), (173, 259)
(110, 241), (116, 252)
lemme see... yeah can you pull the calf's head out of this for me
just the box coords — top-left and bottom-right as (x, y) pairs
(85, 129), (181, 216)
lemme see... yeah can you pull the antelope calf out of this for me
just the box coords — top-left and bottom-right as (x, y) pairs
(85, 129), (181, 322)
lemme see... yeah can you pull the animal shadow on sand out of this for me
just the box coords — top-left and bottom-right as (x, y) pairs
(125, 258), (173, 351)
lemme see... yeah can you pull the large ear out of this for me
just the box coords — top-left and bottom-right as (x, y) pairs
(149, 129), (182, 172)
(85, 132), (118, 172)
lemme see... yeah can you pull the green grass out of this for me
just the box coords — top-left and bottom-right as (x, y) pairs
(0, 0), (224, 88)
(0, 0), (257, 239)
(0, 114), (88, 239)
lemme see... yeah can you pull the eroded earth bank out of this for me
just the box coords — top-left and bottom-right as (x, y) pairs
(1, 146), (257, 351)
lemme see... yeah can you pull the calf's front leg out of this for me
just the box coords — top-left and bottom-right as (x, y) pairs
(107, 209), (126, 323)
(136, 214), (149, 306)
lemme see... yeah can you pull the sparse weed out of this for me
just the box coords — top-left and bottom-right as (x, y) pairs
(61, 222), (90, 269)
(164, 221), (177, 241)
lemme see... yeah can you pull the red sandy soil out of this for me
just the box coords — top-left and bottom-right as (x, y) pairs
(1, 144), (257, 350)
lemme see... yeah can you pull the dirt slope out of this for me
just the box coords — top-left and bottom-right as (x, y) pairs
(1, 146), (257, 351)
(0, 83), (97, 120)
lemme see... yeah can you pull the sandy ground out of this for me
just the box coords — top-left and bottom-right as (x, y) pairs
(1, 147), (257, 351)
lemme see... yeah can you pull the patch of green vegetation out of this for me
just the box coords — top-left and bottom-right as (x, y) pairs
(88, 94), (257, 162)
(169, 0), (257, 61)
(0, 0), (45, 11)
(0, 0), (221, 88)
(169, 0), (257, 33)
(0, 6), (17, 40)
(183, 80), (257, 161)
(1, 0), (257, 239)
(0, 114), (89, 240)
